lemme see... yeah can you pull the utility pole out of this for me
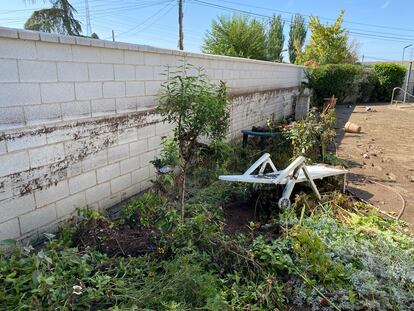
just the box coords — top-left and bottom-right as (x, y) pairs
(112, 30), (115, 42)
(178, 0), (184, 50)
(361, 54), (364, 64)
(84, 0), (92, 36)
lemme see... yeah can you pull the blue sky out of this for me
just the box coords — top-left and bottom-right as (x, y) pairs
(1, 0), (414, 63)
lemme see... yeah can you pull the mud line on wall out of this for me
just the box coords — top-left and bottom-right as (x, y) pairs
(0, 110), (159, 198)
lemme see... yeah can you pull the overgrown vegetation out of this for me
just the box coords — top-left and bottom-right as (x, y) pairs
(288, 14), (307, 64)
(306, 63), (363, 106)
(297, 10), (358, 66)
(359, 63), (406, 102)
(2, 181), (413, 310)
(285, 107), (336, 162)
(1, 69), (413, 310)
(202, 14), (290, 62)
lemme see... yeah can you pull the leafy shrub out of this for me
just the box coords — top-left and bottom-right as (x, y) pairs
(372, 62), (406, 101)
(157, 62), (230, 217)
(357, 68), (378, 103)
(285, 108), (336, 162)
(358, 63), (406, 102)
(306, 64), (362, 106)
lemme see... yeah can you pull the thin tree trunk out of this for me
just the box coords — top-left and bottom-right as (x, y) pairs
(179, 162), (187, 220)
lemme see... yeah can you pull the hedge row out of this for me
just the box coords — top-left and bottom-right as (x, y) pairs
(306, 62), (407, 106)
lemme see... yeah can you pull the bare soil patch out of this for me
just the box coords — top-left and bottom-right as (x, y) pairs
(74, 217), (160, 257)
(336, 103), (414, 227)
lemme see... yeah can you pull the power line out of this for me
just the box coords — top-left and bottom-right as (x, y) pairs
(214, 0), (414, 35)
(190, 0), (414, 44)
(105, 1), (176, 39)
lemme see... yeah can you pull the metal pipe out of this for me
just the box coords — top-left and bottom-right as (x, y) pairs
(402, 44), (412, 64)
(404, 61), (412, 103)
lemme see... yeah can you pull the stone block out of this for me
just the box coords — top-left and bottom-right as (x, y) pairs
(0, 83), (41, 107)
(114, 64), (135, 80)
(116, 97), (137, 113)
(7, 132), (47, 152)
(103, 81), (125, 98)
(57, 63), (88, 81)
(75, 82), (102, 100)
(0, 194), (35, 223)
(108, 144), (129, 164)
(61, 101), (91, 119)
(29, 143), (65, 168)
(131, 166), (150, 184)
(144, 81), (161, 96)
(69, 171), (96, 194)
(55, 192), (86, 218)
(118, 127), (137, 144)
(18, 29), (40, 41)
(0, 38), (36, 59)
(72, 46), (101, 62)
(101, 49), (124, 64)
(25, 103), (62, 124)
(124, 51), (145, 65)
(129, 139), (148, 156)
(39, 32), (59, 42)
(81, 150), (108, 172)
(135, 65), (153, 80)
(0, 27), (18, 38)
(120, 156), (140, 174)
(111, 173), (131, 194)
(41, 83), (75, 103)
(19, 203), (57, 234)
(0, 218), (20, 240)
(88, 63), (113, 81)
(97, 162), (120, 183)
(126, 81), (145, 97)
(85, 182), (111, 204)
(0, 59), (18, 82)
(19, 60), (57, 82)
(0, 107), (25, 126)
(37, 42), (72, 61)
(0, 151), (30, 177)
(91, 98), (115, 116)
(34, 180), (69, 207)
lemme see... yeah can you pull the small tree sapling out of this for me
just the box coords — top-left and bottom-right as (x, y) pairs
(156, 63), (230, 219)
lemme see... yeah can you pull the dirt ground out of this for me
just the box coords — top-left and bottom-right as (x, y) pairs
(335, 103), (414, 227)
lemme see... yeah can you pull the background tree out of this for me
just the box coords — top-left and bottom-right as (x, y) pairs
(156, 63), (230, 219)
(202, 15), (267, 60)
(24, 0), (82, 36)
(296, 10), (357, 66)
(288, 14), (307, 64)
(266, 14), (285, 62)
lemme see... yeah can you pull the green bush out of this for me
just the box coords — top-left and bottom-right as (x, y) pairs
(357, 68), (378, 103)
(306, 64), (363, 106)
(358, 63), (406, 102)
(372, 62), (406, 101)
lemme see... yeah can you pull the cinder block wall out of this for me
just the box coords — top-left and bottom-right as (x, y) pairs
(0, 27), (306, 241)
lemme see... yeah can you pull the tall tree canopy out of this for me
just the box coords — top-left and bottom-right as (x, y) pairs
(202, 15), (267, 60)
(288, 14), (307, 64)
(266, 14), (285, 62)
(297, 10), (357, 66)
(24, 0), (82, 36)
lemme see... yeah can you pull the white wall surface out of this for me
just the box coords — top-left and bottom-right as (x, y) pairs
(0, 27), (306, 241)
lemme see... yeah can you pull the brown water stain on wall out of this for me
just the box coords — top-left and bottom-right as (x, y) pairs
(0, 109), (159, 198)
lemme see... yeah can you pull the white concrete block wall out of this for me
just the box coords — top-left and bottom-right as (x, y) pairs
(0, 27), (306, 241)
